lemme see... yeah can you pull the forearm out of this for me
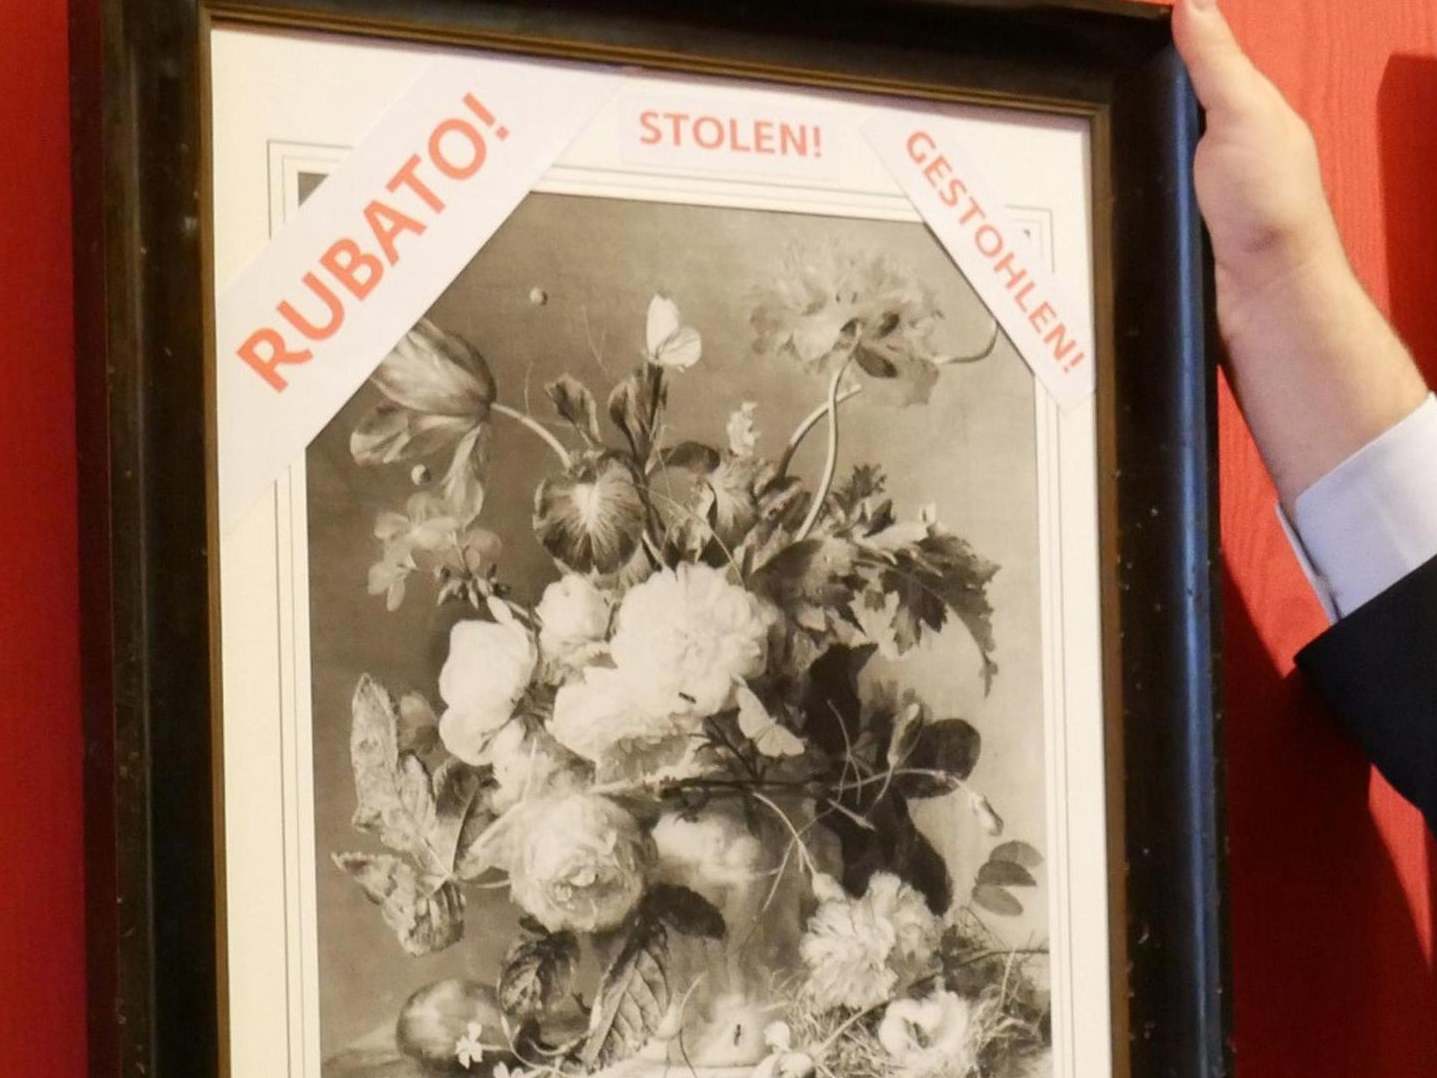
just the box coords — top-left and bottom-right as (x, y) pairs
(1173, 0), (1429, 510)
(1218, 238), (1429, 512)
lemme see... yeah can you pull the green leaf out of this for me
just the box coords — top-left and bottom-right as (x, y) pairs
(396, 691), (439, 755)
(801, 644), (877, 763)
(894, 772), (960, 800)
(749, 538), (863, 624)
(977, 860), (1038, 888)
(607, 365), (666, 465)
(650, 446), (765, 557)
(862, 793), (953, 915)
(991, 841), (1044, 869)
(654, 441), (721, 473)
(802, 647), (953, 915)
(970, 792), (1004, 837)
(862, 529), (1000, 690)
(582, 913), (671, 1069)
(533, 454), (646, 575)
(333, 852), (465, 956)
(350, 676), (499, 886)
(546, 375), (601, 443)
(698, 457), (764, 553)
(349, 676), (441, 867)
(342, 679), (503, 956)
(830, 464), (887, 522)
(894, 719), (982, 799)
(885, 702), (924, 770)
(498, 929), (580, 1020)
(735, 471), (811, 576)
(972, 883), (1024, 918)
(435, 423), (489, 526)
(430, 759), (497, 881)
(645, 884), (726, 940)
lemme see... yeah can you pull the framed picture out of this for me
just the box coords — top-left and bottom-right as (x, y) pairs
(72, 2), (1224, 1077)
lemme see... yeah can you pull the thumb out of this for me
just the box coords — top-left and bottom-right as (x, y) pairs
(1173, 0), (1259, 116)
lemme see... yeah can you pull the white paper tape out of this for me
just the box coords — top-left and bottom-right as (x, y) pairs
(216, 57), (621, 533)
(862, 112), (1095, 406)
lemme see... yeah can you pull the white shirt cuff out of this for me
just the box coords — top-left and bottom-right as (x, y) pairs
(1281, 393), (1437, 621)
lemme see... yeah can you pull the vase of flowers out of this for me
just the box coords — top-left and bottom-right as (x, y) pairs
(328, 249), (1051, 1078)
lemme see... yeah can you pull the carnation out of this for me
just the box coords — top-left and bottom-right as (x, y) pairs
(877, 991), (975, 1077)
(437, 619), (538, 765)
(798, 872), (941, 1012)
(861, 873), (942, 975)
(609, 563), (772, 719)
(506, 794), (655, 933)
(535, 573), (612, 671)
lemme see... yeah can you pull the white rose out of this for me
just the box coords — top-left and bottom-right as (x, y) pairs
(610, 563), (772, 719)
(877, 991), (975, 1076)
(651, 806), (769, 918)
(489, 720), (590, 811)
(507, 794), (654, 933)
(548, 665), (696, 764)
(536, 574), (612, 668)
(437, 619), (538, 764)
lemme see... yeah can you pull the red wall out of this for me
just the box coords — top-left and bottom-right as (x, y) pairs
(0, 0), (87, 1074)
(2, 1), (1433, 1075)
(1214, 2), (1437, 1073)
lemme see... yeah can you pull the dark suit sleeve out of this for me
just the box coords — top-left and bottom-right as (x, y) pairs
(1297, 553), (1437, 830)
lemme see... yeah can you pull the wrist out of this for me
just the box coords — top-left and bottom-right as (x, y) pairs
(1216, 210), (1345, 332)
(1220, 242), (1427, 507)
(1217, 227), (1361, 377)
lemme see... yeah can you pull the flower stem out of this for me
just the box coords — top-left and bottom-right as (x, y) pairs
(777, 384), (864, 478)
(952, 946), (1049, 969)
(817, 1000), (887, 1056)
(793, 354), (856, 542)
(492, 402), (573, 469)
(646, 486), (743, 580)
(587, 766), (963, 802)
(749, 790), (818, 877)
(777, 319), (999, 480)
(937, 318), (1002, 366)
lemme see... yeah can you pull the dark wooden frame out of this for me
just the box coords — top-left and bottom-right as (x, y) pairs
(71, 1), (1224, 1075)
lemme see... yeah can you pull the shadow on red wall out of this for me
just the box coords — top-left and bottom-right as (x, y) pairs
(1223, 568), (1437, 1075)
(1381, 55), (1437, 386)
(1218, 49), (1437, 1078)
(1380, 50), (1437, 952)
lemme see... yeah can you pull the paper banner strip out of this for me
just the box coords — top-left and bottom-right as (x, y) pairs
(862, 114), (1095, 406)
(217, 57), (621, 533)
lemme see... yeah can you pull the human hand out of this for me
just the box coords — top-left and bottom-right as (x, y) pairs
(1174, 0), (1426, 506)
(1174, 0), (1341, 327)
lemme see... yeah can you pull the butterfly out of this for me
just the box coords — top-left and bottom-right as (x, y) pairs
(645, 293), (703, 369)
(735, 684), (805, 758)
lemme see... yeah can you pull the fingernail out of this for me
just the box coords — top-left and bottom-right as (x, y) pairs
(1191, 0), (1218, 10)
